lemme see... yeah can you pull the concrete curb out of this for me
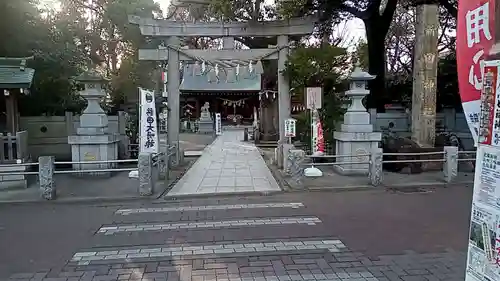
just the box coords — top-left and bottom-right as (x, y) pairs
(162, 190), (284, 201)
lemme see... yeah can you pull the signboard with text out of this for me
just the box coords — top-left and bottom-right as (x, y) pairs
(478, 61), (500, 147)
(285, 118), (296, 138)
(466, 61), (500, 281)
(466, 145), (500, 281)
(306, 87), (322, 109)
(215, 113), (222, 136)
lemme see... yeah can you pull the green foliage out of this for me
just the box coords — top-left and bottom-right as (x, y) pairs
(283, 44), (350, 147)
(352, 40), (369, 70)
(385, 50), (461, 111)
(0, 0), (162, 116)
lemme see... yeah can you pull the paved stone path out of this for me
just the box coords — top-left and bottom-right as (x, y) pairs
(167, 130), (280, 196)
(1, 186), (470, 281)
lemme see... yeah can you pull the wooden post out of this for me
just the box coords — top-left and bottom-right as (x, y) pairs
(411, 0), (439, 147)
(5, 91), (16, 134)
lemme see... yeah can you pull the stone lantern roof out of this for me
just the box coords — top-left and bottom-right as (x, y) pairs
(349, 66), (376, 82)
(74, 69), (109, 83)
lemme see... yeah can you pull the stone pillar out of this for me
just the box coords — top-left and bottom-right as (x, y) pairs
(443, 146), (458, 183)
(167, 36), (181, 166)
(39, 156), (56, 200)
(277, 35), (290, 168)
(138, 152), (154, 196)
(222, 37), (234, 49)
(369, 147), (383, 187)
(65, 111), (74, 135)
(286, 149), (306, 189)
(157, 152), (167, 180)
(411, 1), (439, 147)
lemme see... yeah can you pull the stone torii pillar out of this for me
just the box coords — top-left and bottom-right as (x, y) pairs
(167, 36), (181, 165)
(277, 35), (291, 168)
(411, 0), (439, 147)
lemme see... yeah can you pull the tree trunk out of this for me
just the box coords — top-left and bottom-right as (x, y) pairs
(411, 3), (439, 147)
(365, 19), (388, 111)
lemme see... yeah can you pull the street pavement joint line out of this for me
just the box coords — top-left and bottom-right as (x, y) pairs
(96, 216), (321, 235)
(115, 202), (304, 215)
(70, 239), (347, 263)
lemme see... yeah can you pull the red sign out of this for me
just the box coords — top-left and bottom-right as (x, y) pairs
(457, 0), (495, 143)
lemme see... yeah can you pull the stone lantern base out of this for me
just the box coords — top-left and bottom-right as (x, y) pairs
(68, 134), (119, 177)
(333, 131), (381, 175)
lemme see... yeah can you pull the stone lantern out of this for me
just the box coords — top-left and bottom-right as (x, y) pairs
(67, 69), (119, 175)
(333, 66), (382, 175)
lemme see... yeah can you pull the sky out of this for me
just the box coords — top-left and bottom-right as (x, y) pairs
(37, 0), (365, 49)
(152, 0), (366, 50)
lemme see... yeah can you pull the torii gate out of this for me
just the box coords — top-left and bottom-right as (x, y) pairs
(128, 16), (315, 166)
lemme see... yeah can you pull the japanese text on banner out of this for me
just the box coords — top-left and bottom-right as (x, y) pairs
(139, 88), (159, 154)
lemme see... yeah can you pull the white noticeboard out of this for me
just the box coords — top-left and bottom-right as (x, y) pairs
(465, 60), (500, 281)
(139, 88), (159, 154)
(466, 145), (500, 281)
(215, 113), (222, 136)
(285, 118), (296, 138)
(306, 87), (322, 109)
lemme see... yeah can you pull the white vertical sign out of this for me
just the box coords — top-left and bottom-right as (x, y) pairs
(285, 118), (296, 137)
(139, 88), (159, 154)
(215, 113), (222, 135)
(306, 87), (322, 109)
(162, 71), (167, 97)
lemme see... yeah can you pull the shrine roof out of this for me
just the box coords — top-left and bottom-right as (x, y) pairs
(0, 57), (35, 89)
(180, 64), (261, 92)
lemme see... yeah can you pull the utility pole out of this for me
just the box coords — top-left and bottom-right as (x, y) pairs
(411, 0), (440, 147)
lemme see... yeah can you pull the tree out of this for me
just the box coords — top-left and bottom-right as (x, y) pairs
(0, 0), (163, 116)
(283, 43), (350, 146)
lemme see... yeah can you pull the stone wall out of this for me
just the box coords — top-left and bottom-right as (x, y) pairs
(368, 108), (474, 150)
(20, 112), (128, 160)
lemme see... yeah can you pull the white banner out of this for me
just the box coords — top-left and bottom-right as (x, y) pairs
(285, 118), (296, 138)
(215, 113), (222, 135)
(466, 144), (500, 281)
(139, 88), (159, 154)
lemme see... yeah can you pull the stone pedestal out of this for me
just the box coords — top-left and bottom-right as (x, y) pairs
(198, 102), (214, 134)
(333, 67), (381, 175)
(67, 70), (119, 176)
(68, 134), (119, 174)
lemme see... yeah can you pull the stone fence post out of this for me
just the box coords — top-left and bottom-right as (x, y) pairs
(286, 149), (306, 189)
(157, 151), (168, 180)
(443, 146), (458, 183)
(39, 156), (56, 200)
(369, 147), (383, 187)
(138, 153), (154, 196)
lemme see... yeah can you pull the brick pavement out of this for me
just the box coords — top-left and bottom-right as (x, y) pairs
(2, 186), (471, 281)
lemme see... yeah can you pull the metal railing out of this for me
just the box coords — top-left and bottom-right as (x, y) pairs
(53, 159), (138, 174)
(283, 146), (471, 187)
(304, 154), (371, 166)
(458, 150), (477, 162)
(0, 147), (178, 200)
